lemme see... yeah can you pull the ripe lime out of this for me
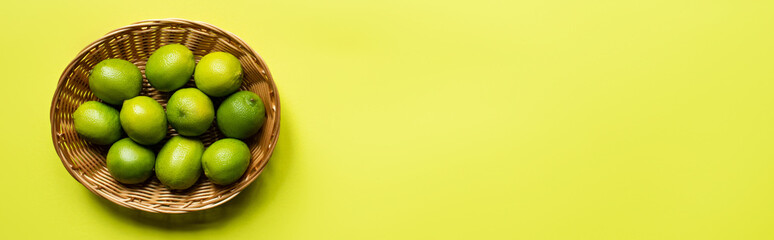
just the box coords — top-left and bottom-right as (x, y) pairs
(194, 52), (243, 97)
(156, 136), (204, 189)
(106, 138), (155, 184)
(217, 91), (266, 139)
(72, 101), (122, 145)
(89, 59), (142, 105)
(166, 88), (214, 136)
(202, 138), (251, 185)
(146, 44), (195, 92)
(120, 96), (167, 145)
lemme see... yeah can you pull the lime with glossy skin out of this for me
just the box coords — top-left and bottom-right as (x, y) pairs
(194, 52), (243, 97)
(88, 59), (142, 105)
(156, 136), (204, 190)
(106, 138), (155, 184)
(202, 138), (251, 185)
(120, 96), (167, 145)
(166, 88), (214, 136)
(146, 44), (195, 92)
(72, 101), (123, 145)
(216, 91), (266, 139)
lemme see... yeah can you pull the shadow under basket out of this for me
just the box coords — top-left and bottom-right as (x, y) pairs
(50, 18), (280, 213)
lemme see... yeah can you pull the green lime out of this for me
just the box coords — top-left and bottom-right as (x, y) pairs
(89, 59), (142, 105)
(166, 88), (214, 136)
(156, 136), (204, 189)
(72, 101), (122, 145)
(194, 52), (243, 97)
(146, 44), (195, 92)
(202, 138), (251, 185)
(106, 138), (155, 184)
(217, 91), (266, 139)
(120, 96), (167, 145)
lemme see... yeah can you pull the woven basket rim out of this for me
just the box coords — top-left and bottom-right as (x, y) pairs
(50, 18), (281, 213)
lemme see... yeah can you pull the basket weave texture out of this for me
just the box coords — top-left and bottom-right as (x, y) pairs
(50, 19), (280, 213)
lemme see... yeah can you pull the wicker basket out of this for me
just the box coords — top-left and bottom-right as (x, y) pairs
(50, 19), (280, 213)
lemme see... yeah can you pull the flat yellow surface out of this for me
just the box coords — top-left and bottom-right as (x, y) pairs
(2, 0), (774, 239)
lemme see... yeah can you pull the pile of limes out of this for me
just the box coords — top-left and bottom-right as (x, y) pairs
(72, 44), (266, 189)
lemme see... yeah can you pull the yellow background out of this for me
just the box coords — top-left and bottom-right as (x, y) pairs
(1, 0), (774, 239)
